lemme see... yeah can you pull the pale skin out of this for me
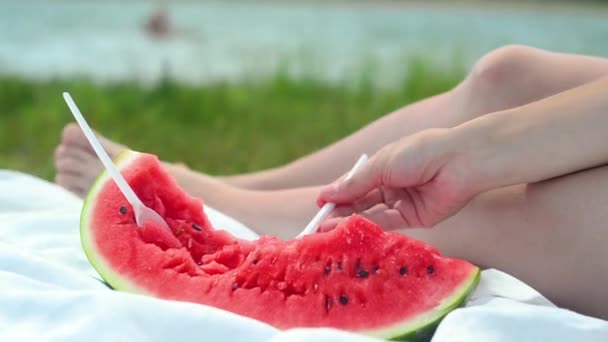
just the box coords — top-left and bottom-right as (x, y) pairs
(319, 77), (608, 320)
(55, 45), (608, 319)
(319, 76), (608, 230)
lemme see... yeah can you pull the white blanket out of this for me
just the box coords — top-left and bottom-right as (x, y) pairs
(1, 170), (607, 341)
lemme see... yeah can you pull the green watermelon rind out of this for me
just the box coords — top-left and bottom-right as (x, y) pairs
(80, 150), (151, 295)
(372, 268), (480, 341)
(80, 150), (481, 341)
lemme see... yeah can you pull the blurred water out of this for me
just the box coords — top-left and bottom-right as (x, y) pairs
(1, 0), (608, 84)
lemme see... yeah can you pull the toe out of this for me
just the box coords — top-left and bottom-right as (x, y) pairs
(54, 144), (67, 161)
(60, 123), (127, 158)
(61, 123), (85, 147)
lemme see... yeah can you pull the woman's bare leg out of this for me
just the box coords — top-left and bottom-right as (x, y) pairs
(170, 45), (608, 233)
(407, 165), (608, 320)
(221, 46), (608, 190)
(56, 45), (608, 195)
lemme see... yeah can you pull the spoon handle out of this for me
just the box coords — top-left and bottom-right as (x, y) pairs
(63, 92), (144, 210)
(297, 153), (368, 238)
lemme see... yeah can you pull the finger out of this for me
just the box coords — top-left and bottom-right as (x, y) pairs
(318, 206), (409, 233)
(317, 171), (355, 207)
(317, 217), (344, 233)
(316, 206), (355, 233)
(359, 205), (412, 231)
(318, 154), (385, 205)
(391, 191), (430, 227)
(350, 188), (384, 212)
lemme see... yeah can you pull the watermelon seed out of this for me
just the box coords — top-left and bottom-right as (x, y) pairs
(427, 265), (435, 275)
(325, 296), (333, 312)
(355, 259), (369, 278)
(253, 259), (259, 265)
(313, 283), (319, 291)
(119, 206), (127, 215)
(400, 266), (408, 276)
(191, 224), (202, 231)
(339, 295), (349, 305)
(187, 238), (193, 249)
(232, 282), (239, 291)
(337, 262), (343, 271)
(373, 266), (380, 274)
(357, 269), (369, 278)
(175, 228), (184, 236)
(324, 264), (331, 275)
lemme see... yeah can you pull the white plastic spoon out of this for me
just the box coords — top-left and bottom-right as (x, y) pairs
(296, 154), (368, 238)
(63, 92), (170, 231)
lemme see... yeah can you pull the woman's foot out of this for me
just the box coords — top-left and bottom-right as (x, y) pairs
(54, 124), (236, 201)
(54, 123), (127, 197)
(55, 123), (198, 197)
(53, 124), (273, 234)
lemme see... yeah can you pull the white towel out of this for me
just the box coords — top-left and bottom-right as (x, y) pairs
(1, 170), (606, 341)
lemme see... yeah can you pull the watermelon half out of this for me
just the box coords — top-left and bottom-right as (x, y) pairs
(81, 151), (480, 341)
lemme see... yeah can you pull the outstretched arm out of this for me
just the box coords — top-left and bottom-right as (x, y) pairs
(318, 76), (608, 231)
(220, 49), (608, 191)
(464, 75), (608, 192)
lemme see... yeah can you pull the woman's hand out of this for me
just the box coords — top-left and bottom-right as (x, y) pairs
(318, 76), (608, 232)
(317, 128), (484, 231)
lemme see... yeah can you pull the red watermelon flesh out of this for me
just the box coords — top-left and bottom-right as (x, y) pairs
(81, 151), (480, 340)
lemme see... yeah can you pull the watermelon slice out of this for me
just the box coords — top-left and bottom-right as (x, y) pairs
(81, 151), (480, 340)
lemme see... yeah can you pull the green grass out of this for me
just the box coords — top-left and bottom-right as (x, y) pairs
(0, 58), (465, 181)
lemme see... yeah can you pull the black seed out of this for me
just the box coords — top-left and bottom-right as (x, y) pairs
(357, 269), (369, 278)
(325, 296), (333, 311)
(324, 265), (331, 275)
(427, 265), (435, 275)
(232, 282), (239, 290)
(355, 260), (369, 278)
(191, 224), (202, 231)
(339, 295), (349, 305)
(119, 206), (127, 215)
(400, 266), (408, 276)
(373, 266), (380, 274)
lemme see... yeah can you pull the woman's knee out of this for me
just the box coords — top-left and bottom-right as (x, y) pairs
(459, 45), (548, 114)
(471, 45), (540, 90)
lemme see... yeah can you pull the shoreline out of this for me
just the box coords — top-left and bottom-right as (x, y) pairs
(4, 0), (606, 85)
